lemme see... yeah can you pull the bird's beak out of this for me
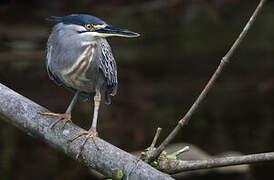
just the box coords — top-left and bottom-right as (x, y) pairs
(95, 25), (140, 38)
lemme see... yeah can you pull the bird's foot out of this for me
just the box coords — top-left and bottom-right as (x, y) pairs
(69, 128), (99, 159)
(39, 112), (72, 129)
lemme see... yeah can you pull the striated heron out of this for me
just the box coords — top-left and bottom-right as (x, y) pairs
(41, 14), (139, 158)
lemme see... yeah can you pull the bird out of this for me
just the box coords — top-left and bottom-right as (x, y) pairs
(41, 14), (139, 158)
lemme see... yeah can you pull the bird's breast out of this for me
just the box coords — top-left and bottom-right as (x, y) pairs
(61, 45), (98, 92)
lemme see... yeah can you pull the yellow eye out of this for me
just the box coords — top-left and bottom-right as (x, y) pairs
(85, 24), (93, 30)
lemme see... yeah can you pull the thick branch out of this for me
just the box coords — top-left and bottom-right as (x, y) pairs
(0, 83), (173, 180)
(158, 152), (274, 174)
(146, 0), (267, 163)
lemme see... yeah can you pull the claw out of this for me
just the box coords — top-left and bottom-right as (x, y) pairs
(69, 132), (89, 142)
(40, 112), (60, 116)
(40, 112), (72, 129)
(49, 116), (63, 129)
(69, 130), (100, 159)
(90, 133), (99, 149)
(61, 118), (72, 129)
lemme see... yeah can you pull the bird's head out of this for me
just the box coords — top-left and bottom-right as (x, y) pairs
(47, 14), (140, 39)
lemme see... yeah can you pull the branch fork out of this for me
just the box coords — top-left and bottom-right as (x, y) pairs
(144, 0), (268, 164)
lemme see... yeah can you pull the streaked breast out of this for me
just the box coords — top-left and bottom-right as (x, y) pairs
(61, 45), (96, 90)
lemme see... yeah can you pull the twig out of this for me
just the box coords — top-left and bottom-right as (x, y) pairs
(171, 146), (190, 157)
(150, 128), (162, 149)
(158, 151), (274, 174)
(146, 0), (267, 163)
(0, 83), (173, 180)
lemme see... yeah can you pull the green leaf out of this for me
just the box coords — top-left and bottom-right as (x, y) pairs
(145, 147), (151, 151)
(151, 160), (158, 167)
(167, 154), (177, 160)
(117, 170), (123, 179)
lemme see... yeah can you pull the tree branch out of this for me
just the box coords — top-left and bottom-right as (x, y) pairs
(150, 128), (162, 149)
(146, 0), (267, 163)
(0, 83), (173, 180)
(158, 152), (274, 174)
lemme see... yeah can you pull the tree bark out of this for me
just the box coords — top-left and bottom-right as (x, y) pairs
(0, 83), (173, 180)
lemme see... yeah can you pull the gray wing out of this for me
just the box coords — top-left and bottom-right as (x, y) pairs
(99, 39), (118, 96)
(46, 44), (63, 86)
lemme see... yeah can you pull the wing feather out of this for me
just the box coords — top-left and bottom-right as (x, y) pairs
(98, 39), (118, 95)
(46, 45), (63, 86)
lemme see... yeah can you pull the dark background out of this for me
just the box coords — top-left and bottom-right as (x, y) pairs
(1, 0), (274, 179)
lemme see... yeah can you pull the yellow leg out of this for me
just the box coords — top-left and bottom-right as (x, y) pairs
(70, 129), (99, 159)
(40, 112), (72, 129)
(70, 132), (89, 142)
(40, 112), (61, 116)
(40, 92), (78, 129)
(69, 91), (101, 159)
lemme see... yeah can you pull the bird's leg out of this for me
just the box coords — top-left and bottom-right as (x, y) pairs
(70, 91), (101, 158)
(40, 91), (79, 129)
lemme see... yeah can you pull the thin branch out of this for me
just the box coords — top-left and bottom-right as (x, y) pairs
(158, 151), (274, 174)
(146, 0), (267, 163)
(0, 83), (173, 180)
(150, 128), (162, 149)
(171, 146), (190, 157)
